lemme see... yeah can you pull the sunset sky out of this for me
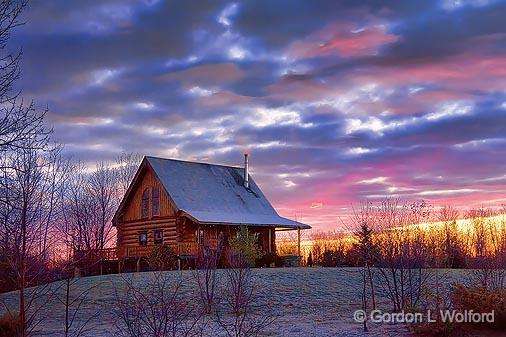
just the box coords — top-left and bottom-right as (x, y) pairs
(14, 0), (506, 230)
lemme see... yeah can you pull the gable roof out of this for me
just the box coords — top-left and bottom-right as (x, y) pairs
(116, 156), (310, 229)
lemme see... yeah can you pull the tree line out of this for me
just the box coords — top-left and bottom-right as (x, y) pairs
(294, 201), (506, 270)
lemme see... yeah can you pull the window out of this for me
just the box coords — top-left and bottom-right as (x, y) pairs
(139, 232), (148, 246)
(154, 229), (163, 244)
(141, 188), (150, 218)
(152, 187), (160, 216)
(195, 228), (204, 245)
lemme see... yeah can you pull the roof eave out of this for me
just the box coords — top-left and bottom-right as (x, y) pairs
(179, 210), (311, 230)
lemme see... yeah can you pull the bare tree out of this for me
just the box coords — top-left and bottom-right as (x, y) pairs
(57, 161), (94, 253)
(467, 208), (491, 259)
(57, 160), (120, 255)
(215, 249), (275, 337)
(55, 275), (99, 337)
(467, 207), (506, 289)
(0, 3), (64, 334)
(374, 198), (433, 312)
(347, 201), (378, 331)
(116, 152), (142, 196)
(31, 145), (70, 261)
(193, 233), (223, 314)
(0, 135), (64, 336)
(86, 161), (118, 249)
(114, 272), (201, 337)
(52, 189), (102, 337)
(436, 205), (463, 268)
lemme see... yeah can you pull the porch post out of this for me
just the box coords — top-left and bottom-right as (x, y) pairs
(268, 228), (272, 253)
(297, 227), (301, 266)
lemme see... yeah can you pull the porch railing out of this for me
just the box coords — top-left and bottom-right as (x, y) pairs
(74, 248), (118, 261)
(75, 242), (201, 261)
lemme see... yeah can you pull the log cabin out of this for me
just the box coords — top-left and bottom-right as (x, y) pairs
(79, 155), (310, 272)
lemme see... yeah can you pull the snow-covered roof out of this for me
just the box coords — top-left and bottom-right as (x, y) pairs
(146, 156), (310, 229)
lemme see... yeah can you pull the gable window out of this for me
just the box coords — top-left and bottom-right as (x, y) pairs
(139, 232), (148, 246)
(152, 187), (160, 216)
(141, 188), (150, 218)
(195, 228), (204, 245)
(154, 229), (163, 244)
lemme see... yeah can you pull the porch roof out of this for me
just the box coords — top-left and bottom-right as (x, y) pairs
(181, 210), (308, 229)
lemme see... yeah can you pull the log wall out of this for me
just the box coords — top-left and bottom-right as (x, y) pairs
(122, 167), (177, 221)
(117, 165), (180, 250)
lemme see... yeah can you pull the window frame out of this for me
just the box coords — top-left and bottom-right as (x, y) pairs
(195, 228), (204, 245)
(152, 187), (160, 217)
(154, 229), (163, 245)
(139, 231), (148, 246)
(141, 187), (150, 218)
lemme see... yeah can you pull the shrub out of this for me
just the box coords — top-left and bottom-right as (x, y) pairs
(0, 248), (56, 293)
(343, 244), (361, 266)
(409, 320), (455, 337)
(148, 244), (176, 271)
(445, 247), (467, 269)
(307, 251), (313, 267)
(0, 312), (22, 337)
(410, 283), (506, 336)
(255, 252), (285, 268)
(319, 250), (345, 267)
(229, 226), (261, 267)
(255, 252), (273, 268)
(274, 254), (285, 267)
(452, 284), (506, 329)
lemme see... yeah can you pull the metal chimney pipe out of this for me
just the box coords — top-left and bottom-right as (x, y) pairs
(243, 153), (249, 188)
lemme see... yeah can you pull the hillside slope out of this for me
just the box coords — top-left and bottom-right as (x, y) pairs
(1, 267), (468, 337)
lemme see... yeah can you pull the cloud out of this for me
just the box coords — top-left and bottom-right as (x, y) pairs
(359, 177), (388, 184)
(287, 22), (399, 59)
(12, 0), (506, 230)
(161, 63), (245, 86)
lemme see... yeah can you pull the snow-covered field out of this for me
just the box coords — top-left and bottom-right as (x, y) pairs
(0, 267), (470, 337)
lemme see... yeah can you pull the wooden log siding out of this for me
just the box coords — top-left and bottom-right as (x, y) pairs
(117, 218), (179, 245)
(122, 167), (177, 222)
(116, 165), (179, 251)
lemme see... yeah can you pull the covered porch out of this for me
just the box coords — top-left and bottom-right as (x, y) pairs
(188, 221), (305, 261)
(73, 223), (305, 274)
(181, 208), (308, 262)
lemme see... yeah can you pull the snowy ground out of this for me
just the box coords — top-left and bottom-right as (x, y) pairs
(0, 267), (470, 337)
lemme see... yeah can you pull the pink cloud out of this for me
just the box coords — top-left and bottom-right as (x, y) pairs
(265, 146), (506, 230)
(266, 51), (506, 120)
(195, 90), (254, 108)
(287, 22), (399, 58)
(359, 53), (506, 92)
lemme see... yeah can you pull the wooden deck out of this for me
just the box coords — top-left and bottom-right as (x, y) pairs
(75, 242), (201, 262)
